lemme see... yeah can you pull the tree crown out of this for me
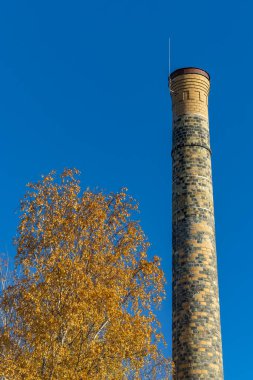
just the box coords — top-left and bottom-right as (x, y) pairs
(0, 169), (170, 379)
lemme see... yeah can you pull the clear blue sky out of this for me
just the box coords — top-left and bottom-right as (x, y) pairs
(0, 1), (252, 378)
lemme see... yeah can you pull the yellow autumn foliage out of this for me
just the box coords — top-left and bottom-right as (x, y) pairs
(0, 169), (171, 379)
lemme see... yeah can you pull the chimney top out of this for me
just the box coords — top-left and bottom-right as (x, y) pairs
(170, 67), (210, 81)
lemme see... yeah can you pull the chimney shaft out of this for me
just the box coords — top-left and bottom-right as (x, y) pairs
(170, 68), (223, 379)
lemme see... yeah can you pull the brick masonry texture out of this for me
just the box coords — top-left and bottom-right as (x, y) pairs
(170, 71), (223, 379)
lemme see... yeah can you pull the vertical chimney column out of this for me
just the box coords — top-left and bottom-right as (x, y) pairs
(170, 68), (223, 379)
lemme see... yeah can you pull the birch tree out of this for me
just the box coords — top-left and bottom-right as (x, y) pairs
(0, 169), (171, 379)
